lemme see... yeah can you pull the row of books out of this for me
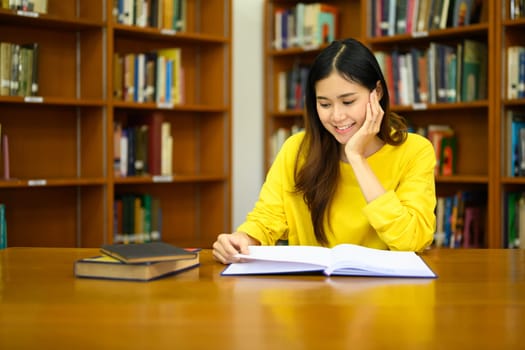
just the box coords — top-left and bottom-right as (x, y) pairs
(0, 41), (39, 97)
(413, 124), (457, 177)
(277, 62), (309, 111)
(0, 203), (6, 249)
(113, 48), (184, 105)
(113, 0), (186, 31)
(505, 192), (525, 249)
(113, 193), (162, 245)
(507, 46), (525, 100)
(75, 242), (200, 281)
(510, 0), (525, 20)
(113, 49), (182, 104)
(273, 2), (338, 50)
(114, 114), (173, 178)
(370, 0), (483, 37)
(434, 191), (486, 249)
(374, 39), (487, 106)
(506, 111), (525, 177)
(0, 0), (47, 12)
(269, 125), (303, 164)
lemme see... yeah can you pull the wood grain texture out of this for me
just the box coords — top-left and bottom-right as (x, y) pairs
(1, 247), (524, 349)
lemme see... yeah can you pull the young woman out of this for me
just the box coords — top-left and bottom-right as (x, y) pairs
(213, 38), (436, 264)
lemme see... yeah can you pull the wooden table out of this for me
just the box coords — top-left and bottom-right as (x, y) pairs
(1, 248), (524, 350)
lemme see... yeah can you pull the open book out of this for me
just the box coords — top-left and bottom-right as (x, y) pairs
(221, 244), (436, 278)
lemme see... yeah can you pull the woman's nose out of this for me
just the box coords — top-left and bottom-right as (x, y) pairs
(332, 105), (345, 121)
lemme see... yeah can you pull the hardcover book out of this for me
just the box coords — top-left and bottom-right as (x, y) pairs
(100, 241), (197, 263)
(74, 253), (199, 281)
(221, 244), (436, 278)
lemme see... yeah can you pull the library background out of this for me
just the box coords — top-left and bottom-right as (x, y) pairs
(0, 0), (524, 251)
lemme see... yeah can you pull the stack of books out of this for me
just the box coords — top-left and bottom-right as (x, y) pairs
(74, 242), (200, 281)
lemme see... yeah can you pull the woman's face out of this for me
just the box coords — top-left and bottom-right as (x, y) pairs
(315, 71), (370, 145)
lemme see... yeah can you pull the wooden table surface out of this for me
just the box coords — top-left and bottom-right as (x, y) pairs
(1, 247), (524, 350)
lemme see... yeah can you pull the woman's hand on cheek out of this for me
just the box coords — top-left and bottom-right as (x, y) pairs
(344, 89), (384, 159)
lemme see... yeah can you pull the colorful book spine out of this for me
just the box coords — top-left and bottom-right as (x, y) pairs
(3, 134), (9, 180)
(0, 203), (6, 249)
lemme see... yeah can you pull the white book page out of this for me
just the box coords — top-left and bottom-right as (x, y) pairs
(236, 245), (332, 266)
(327, 244), (435, 277)
(221, 245), (332, 275)
(222, 260), (325, 275)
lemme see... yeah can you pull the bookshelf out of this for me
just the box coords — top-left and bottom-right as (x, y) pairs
(363, 0), (497, 248)
(0, 0), (231, 248)
(497, 1), (525, 249)
(263, 0), (364, 171)
(263, 1), (508, 248)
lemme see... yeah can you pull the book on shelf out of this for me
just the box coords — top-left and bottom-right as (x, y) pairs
(161, 121), (172, 175)
(74, 252), (199, 281)
(506, 111), (525, 177)
(394, 0), (408, 34)
(148, 0), (188, 29)
(3, 0), (47, 12)
(132, 112), (164, 176)
(1, 42), (40, 97)
(506, 191), (525, 249)
(452, 0), (474, 26)
(439, 135), (457, 176)
(133, 124), (149, 175)
(434, 196), (446, 247)
(113, 194), (162, 244)
(100, 241), (196, 264)
(426, 124), (454, 176)
(0, 203), (6, 249)
(270, 125), (303, 163)
(519, 195), (525, 249)
(157, 48), (182, 104)
(506, 46), (525, 99)
(316, 3), (338, 45)
(370, 0), (484, 36)
(144, 51), (157, 102)
(506, 192), (520, 248)
(510, 0), (525, 19)
(114, 112), (168, 177)
(435, 191), (486, 248)
(460, 39), (487, 102)
(274, 2), (339, 49)
(113, 48), (183, 105)
(462, 206), (484, 248)
(0, 42), (11, 96)
(221, 244), (437, 278)
(113, 121), (122, 176)
(2, 133), (9, 180)
(416, 0), (431, 33)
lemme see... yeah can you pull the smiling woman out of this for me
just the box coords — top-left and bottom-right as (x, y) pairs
(314, 73), (384, 157)
(213, 38), (437, 265)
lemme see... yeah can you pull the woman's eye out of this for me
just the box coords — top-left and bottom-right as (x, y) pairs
(343, 101), (354, 106)
(319, 103), (331, 108)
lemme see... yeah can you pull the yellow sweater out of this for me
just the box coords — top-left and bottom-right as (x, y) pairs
(237, 131), (436, 251)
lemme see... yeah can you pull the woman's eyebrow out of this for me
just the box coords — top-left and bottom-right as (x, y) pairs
(316, 92), (356, 100)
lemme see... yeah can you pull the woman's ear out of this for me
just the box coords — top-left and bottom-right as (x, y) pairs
(375, 81), (384, 100)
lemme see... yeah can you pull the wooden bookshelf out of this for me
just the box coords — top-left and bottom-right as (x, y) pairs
(362, 1), (497, 248)
(495, 1), (525, 249)
(0, 0), (231, 248)
(263, 0), (364, 171)
(262, 1), (509, 248)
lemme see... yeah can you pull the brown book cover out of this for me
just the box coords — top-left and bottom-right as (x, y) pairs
(129, 112), (163, 175)
(75, 252), (199, 281)
(100, 242), (197, 263)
